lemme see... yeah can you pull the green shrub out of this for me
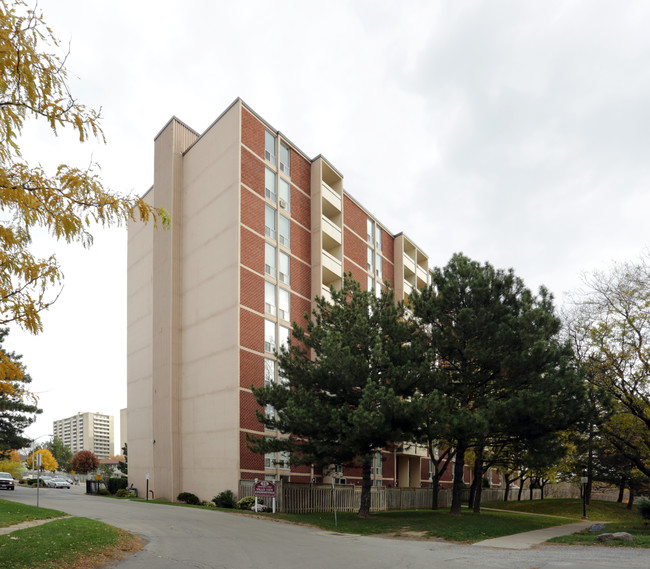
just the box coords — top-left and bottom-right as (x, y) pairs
(177, 491), (201, 505)
(638, 499), (650, 521)
(115, 488), (133, 498)
(236, 496), (262, 510)
(97, 488), (110, 496)
(482, 478), (491, 488)
(214, 490), (237, 508)
(107, 477), (128, 495)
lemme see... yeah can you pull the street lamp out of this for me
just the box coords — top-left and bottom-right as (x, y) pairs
(580, 469), (588, 519)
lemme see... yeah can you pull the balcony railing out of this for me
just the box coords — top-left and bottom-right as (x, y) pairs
(321, 181), (341, 211)
(321, 215), (342, 244)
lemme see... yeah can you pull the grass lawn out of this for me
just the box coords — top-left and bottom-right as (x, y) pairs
(0, 500), (66, 528)
(482, 498), (650, 547)
(271, 508), (574, 543)
(0, 500), (142, 569)
(481, 498), (641, 524)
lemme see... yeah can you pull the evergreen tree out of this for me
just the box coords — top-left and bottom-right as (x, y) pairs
(0, 328), (41, 458)
(249, 276), (416, 517)
(410, 253), (587, 514)
(118, 443), (128, 475)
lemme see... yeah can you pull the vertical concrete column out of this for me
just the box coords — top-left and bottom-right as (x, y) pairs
(151, 119), (197, 500)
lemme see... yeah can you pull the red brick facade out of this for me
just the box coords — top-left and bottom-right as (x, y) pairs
(231, 102), (485, 489)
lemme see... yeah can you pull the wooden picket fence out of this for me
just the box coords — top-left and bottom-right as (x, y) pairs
(238, 481), (540, 513)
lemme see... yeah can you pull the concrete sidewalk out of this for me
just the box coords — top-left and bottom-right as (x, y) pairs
(0, 516), (69, 536)
(472, 521), (596, 549)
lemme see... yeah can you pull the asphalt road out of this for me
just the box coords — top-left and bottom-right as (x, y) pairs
(3, 485), (649, 569)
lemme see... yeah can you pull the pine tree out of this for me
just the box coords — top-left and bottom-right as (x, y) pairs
(249, 276), (416, 516)
(0, 328), (41, 458)
(410, 253), (587, 514)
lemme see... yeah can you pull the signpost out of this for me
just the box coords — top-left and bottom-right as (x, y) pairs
(253, 479), (277, 513)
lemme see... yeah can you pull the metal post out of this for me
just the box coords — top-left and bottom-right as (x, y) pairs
(36, 452), (42, 510)
(581, 469), (588, 519)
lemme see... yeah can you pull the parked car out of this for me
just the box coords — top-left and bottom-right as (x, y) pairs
(0, 472), (15, 491)
(46, 477), (71, 489)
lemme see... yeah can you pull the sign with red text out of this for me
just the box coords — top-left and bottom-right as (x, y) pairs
(253, 480), (277, 498)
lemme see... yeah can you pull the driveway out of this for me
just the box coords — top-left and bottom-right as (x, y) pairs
(3, 485), (649, 569)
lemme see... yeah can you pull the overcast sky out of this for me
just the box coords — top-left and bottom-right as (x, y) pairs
(6, 0), (650, 450)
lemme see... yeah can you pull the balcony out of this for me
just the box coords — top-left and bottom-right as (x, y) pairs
(322, 250), (342, 279)
(322, 215), (342, 245)
(321, 181), (341, 212)
(403, 253), (415, 276)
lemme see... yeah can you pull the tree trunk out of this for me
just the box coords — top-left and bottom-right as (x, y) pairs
(627, 485), (635, 509)
(504, 474), (511, 502)
(529, 478), (534, 501)
(450, 441), (467, 515)
(358, 459), (372, 517)
(468, 477), (477, 511)
(517, 478), (525, 501)
(431, 479), (440, 510)
(617, 476), (626, 503)
(472, 446), (484, 514)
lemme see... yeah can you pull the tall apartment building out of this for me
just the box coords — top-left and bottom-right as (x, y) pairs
(127, 98), (449, 501)
(52, 412), (114, 459)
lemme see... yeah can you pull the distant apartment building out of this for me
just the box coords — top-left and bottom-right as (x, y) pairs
(127, 98), (487, 501)
(52, 412), (114, 459)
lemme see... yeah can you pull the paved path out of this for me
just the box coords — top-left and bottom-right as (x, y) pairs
(3, 486), (650, 569)
(473, 521), (595, 549)
(0, 516), (69, 535)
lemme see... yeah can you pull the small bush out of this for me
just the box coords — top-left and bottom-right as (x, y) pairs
(97, 488), (110, 496)
(214, 490), (237, 509)
(177, 491), (201, 505)
(638, 499), (650, 521)
(115, 488), (133, 498)
(107, 477), (129, 495)
(236, 496), (262, 510)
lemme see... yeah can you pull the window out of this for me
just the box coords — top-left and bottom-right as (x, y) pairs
(376, 226), (382, 251)
(265, 359), (276, 386)
(376, 253), (383, 280)
(279, 178), (290, 211)
(265, 452), (275, 468)
(265, 243), (276, 276)
(279, 215), (290, 248)
(264, 281), (276, 315)
(367, 218), (374, 243)
(279, 251), (290, 285)
(265, 205), (276, 240)
(279, 325), (291, 351)
(265, 404), (276, 425)
(367, 247), (374, 272)
(368, 275), (374, 292)
(264, 320), (276, 353)
(373, 452), (383, 477)
(375, 280), (381, 297)
(280, 142), (290, 175)
(265, 167), (276, 202)
(278, 451), (291, 469)
(278, 288), (290, 322)
(265, 131), (276, 164)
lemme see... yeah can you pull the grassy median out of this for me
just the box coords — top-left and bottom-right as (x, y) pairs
(0, 500), (142, 569)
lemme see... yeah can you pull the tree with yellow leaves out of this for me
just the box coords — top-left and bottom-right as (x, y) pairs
(0, 1), (167, 394)
(26, 447), (57, 472)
